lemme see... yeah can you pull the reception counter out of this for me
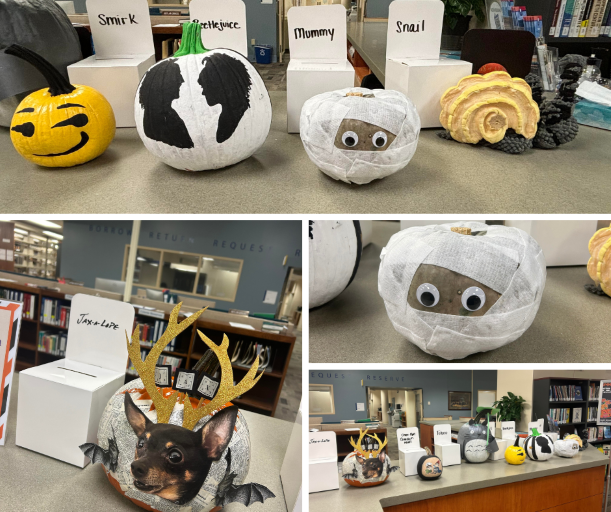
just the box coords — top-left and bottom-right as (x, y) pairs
(309, 447), (609, 512)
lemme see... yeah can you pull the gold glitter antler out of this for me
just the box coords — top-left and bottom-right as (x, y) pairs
(126, 303), (208, 424)
(182, 331), (263, 430)
(367, 433), (387, 457)
(348, 428), (369, 452)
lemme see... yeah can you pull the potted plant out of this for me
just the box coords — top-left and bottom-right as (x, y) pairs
(493, 392), (526, 422)
(441, 0), (486, 50)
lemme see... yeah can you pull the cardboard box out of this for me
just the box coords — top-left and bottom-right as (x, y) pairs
(385, 58), (473, 128)
(434, 442), (461, 466)
(490, 438), (508, 460)
(68, 54), (155, 128)
(16, 294), (135, 467)
(309, 431), (339, 493)
(399, 446), (426, 476)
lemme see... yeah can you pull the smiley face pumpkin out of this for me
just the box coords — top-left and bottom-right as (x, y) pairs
(6, 44), (115, 167)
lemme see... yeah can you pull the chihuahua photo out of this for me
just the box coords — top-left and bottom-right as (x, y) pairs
(356, 450), (386, 479)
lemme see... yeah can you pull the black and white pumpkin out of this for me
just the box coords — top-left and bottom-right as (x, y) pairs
(524, 433), (554, 461)
(135, 23), (271, 171)
(0, 0), (82, 126)
(554, 438), (580, 458)
(309, 220), (362, 308)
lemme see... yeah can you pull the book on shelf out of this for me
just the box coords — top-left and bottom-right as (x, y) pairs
(599, 426), (605, 440)
(549, 384), (582, 401)
(588, 406), (598, 421)
(579, 0), (595, 35)
(601, 1), (611, 34)
(554, 0), (570, 35)
(549, 407), (572, 424)
(39, 297), (70, 327)
(38, 330), (67, 356)
(589, 383), (601, 400)
(585, 0), (607, 35)
(560, 0), (577, 35)
(573, 408), (583, 422)
(569, 0), (588, 35)
(606, 426), (611, 439)
(134, 319), (177, 351)
(0, 288), (36, 319)
(587, 426), (598, 441)
(128, 349), (183, 377)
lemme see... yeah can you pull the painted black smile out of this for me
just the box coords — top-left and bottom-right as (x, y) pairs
(34, 131), (89, 157)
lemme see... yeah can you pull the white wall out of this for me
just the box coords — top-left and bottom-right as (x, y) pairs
(533, 370), (611, 380)
(497, 370), (534, 432)
(405, 390), (417, 427)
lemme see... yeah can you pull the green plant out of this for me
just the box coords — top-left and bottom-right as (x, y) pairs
(493, 392), (526, 422)
(442, 0), (486, 30)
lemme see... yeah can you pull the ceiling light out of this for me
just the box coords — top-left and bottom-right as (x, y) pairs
(137, 256), (146, 261)
(28, 220), (62, 229)
(203, 257), (214, 261)
(14, 228), (28, 235)
(170, 263), (198, 273)
(43, 231), (63, 240)
(150, 263), (159, 267)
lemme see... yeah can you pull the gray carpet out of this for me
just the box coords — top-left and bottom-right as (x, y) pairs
(310, 221), (611, 363)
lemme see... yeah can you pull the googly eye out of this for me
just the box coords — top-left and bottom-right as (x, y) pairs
(461, 286), (486, 311)
(342, 131), (358, 147)
(372, 131), (388, 148)
(416, 283), (439, 307)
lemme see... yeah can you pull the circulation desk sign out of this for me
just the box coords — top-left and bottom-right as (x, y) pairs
(597, 381), (611, 425)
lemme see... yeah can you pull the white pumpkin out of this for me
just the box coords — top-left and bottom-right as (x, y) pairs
(300, 87), (420, 184)
(309, 220), (362, 308)
(464, 439), (490, 463)
(135, 23), (271, 171)
(524, 434), (555, 461)
(554, 438), (580, 458)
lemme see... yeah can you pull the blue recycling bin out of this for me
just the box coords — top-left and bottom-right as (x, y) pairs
(255, 45), (272, 64)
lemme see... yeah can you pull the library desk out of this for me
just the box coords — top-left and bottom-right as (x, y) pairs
(309, 447), (609, 512)
(0, 374), (293, 512)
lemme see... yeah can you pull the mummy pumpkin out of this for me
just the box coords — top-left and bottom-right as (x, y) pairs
(309, 220), (362, 308)
(135, 23), (271, 171)
(587, 223), (611, 297)
(554, 438), (580, 458)
(79, 305), (274, 512)
(458, 421), (498, 463)
(300, 88), (420, 184)
(378, 222), (546, 360)
(524, 432), (554, 461)
(341, 430), (397, 487)
(439, 72), (539, 145)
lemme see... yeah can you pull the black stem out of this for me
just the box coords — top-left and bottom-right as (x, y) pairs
(4, 44), (75, 96)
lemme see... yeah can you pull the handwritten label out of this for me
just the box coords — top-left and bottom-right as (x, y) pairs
(397, 427), (420, 451)
(97, 13), (139, 26)
(190, 0), (248, 57)
(433, 424), (452, 445)
(501, 421), (516, 440)
(386, 0), (444, 60)
(76, 313), (119, 330)
(287, 4), (347, 61)
(309, 431), (337, 460)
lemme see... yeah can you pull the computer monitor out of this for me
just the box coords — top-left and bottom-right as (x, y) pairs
(146, 289), (164, 301)
(94, 278), (126, 294)
(396, 404), (402, 410)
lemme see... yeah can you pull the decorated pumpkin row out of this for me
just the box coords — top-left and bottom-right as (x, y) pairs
(505, 430), (582, 465)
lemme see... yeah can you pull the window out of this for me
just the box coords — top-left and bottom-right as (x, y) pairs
(309, 384), (335, 415)
(123, 245), (243, 302)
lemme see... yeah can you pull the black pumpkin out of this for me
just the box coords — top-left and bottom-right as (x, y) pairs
(417, 455), (443, 480)
(0, 0), (82, 125)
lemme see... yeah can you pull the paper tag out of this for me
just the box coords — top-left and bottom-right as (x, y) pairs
(190, 0), (248, 57)
(86, 0), (154, 59)
(196, 372), (220, 399)
(173, 369), (197, 392)
(263, 290), (278, 305)
(386, 0), (445, 60)
(397, 427), (420, 450)
(433, 423), (452, 445)
(501, 421), (516, 440)
(287, 5), (347, 61)
(155, 365), (172, 387)
(139, 309), (166, 319)
(309, 431), (338, 460)
(356, 402), (365, 411)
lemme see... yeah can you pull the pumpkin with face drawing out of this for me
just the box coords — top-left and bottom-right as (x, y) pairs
(6, 44), (115, 168)
(300, 87), (420, 184)
(341, 430), (395, 487)
(505, 436), (526, 465)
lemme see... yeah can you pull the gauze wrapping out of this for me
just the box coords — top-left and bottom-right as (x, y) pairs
(378, 222), (546, 360)
(300, 87), (421, 185)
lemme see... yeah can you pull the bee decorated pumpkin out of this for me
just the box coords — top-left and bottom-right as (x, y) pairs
(378, 222), (546, 360)
(505, 436), (526, 465)
(587, 223), (611, 297)
(5, 44), (115, 168)
(524, 430), (555, 461)
(79, 305), (274, 512)
(300, 88), (421, 184)
(554, 438), (580, 458)
(309, 220), (362, 308)
(135, 22), (271, 172)
(341, 429), (398, 487)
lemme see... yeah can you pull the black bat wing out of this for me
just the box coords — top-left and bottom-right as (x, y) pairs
(220, 482), (276, 507)
(342, 468), (358, 479)
(79, 443), (110, 467)
(389, 465), (400, 473)
(107, 436), (120, 472)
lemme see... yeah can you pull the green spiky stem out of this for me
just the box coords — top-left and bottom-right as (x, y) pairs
(532, 428), (540, 436)
(174, 22), (208, 57)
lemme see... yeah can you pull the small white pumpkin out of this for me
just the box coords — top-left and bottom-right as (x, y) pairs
(524, 433), (555, 461)
(554, 438), (580, 458)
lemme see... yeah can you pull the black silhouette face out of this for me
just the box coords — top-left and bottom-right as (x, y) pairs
(356, 450), (386, 479)
(334, 119), (396, 152)
(407, 264), (501, 316)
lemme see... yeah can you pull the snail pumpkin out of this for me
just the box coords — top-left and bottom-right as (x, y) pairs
(439, 71), (540, 144)
(505, 436), (526, 465)
(6, 44), (115, 168)
(555, 438), (580, 458)
(587, 223), (611, 297)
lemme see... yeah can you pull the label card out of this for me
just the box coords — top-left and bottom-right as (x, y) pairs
(309, 431), (338, 460)
(397, 427), (420, 451)
(196, 372), (220, 399)
(287, 5), (347, 61)
(173, 368), (197, 392)
(154, 365), (172, 387)
(86, 0), (155, 59)
(501, 421), (516, 440)
(190, 0), (248, 57)
(433, 423), (452, 445)
(387, 0), (445, 60)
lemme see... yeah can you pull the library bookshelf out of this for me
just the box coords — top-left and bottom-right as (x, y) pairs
(1, 278), (296, 418)
(533, 377), (606, 444)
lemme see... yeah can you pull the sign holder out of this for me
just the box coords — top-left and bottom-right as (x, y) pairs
(433, 423), (461, 466)
(309, 431), (340, 493)
(397, 426), (427, 476)
(190, 0), (248, 58)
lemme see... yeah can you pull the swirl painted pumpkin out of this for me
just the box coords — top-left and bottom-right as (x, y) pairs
(135, 23), (271, 171)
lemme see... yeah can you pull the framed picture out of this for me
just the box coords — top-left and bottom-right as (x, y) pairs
(448, 391), (472, 410)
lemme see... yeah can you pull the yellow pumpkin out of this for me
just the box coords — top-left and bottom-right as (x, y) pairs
(505, 436), (526, 465)
(588, 223), (611, 297)
(6, 44), (115, 168)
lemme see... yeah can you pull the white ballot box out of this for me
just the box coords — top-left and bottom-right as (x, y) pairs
(309, 431), (340, 493)
(433, 423), (461, 466)
(397, 427), (427, 476)
(287, 5), (354, 133)
(16, 294), (135, 467)
(385, 1), (472, 128)
(68, 0), (155, 127)
(491, 438), (508, 460)
(190, 0), (248, 58)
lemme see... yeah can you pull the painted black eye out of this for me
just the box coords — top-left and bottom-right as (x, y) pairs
(11, 122), (35, 137)
(372, 131), (387, 148)
(168, 449), (183, 464)
(342, 131), (358, 147)
(416, 284), (439, 307)
(462, 286), (486, 311)
(138, 439), (144, 448)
